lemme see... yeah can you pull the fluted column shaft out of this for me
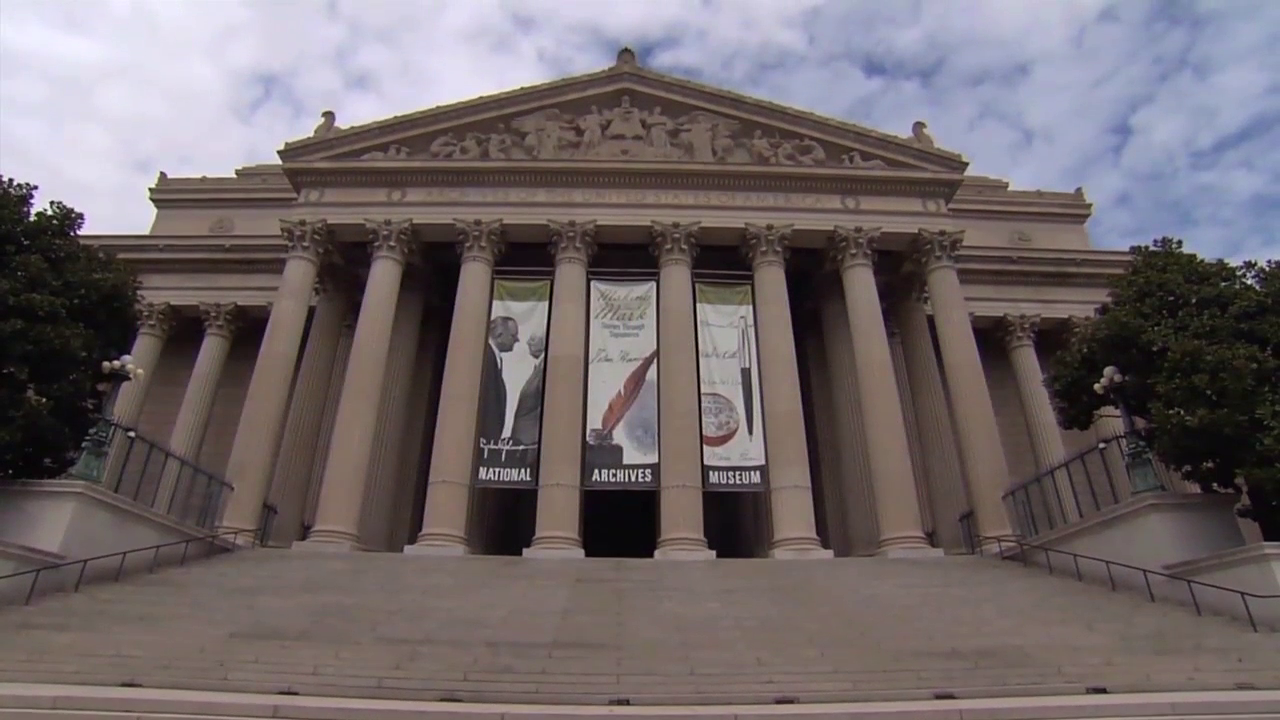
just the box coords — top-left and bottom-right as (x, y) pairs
(895, 295), (970, 551)
(270, 280), (349, 544)
(743, 224), (828, 558)
(221, 221), (331, 535)
(155, 303), (238, 513)
(802, 313), (846, 555)
(386, 310), (444, 550)
(651, 221), (712, 559)
(820, 283), (878, 554)
(1003, 314), (1077, 521)
(831, 227), (932, 555)
(306, 317), (356, 532)
(411, 219), (506, 554)
(359, 269), (430, 550)
(886, 316), (934, 536)
(305, 220), (417, 548)
(527, 220), (596, 557)
(914, 229), (1015, 546)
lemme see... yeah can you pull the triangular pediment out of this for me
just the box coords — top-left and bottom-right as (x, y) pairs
(279, 59), (968, 175)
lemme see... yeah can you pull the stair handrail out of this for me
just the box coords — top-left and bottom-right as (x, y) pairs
(0, 520), (269, 606)
(972, 534), (1278, 633)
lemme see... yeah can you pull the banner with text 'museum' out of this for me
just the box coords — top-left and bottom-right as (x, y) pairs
(473, 278), (550, 489)
(695, 282), (767, 490)
(582, 279), (660, 489)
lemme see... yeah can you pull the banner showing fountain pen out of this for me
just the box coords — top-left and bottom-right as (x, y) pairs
(737, 315), (755, 440)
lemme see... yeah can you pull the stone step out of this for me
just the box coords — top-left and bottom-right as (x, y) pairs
(0, 551), (1277, 706)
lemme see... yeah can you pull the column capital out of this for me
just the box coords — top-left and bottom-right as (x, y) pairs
(548, 219), (597, 266)
(453, 218), (505, 266)
(364, 218), (418, 265)
(280, 219), (333, 265)
(199, 302), (240, 339)
(913, 228), (964, 270)
(650, 220), (699, 266)
(830, 225), (881, 269)
(136, 301), (175, 338)
(1001, 313), (1040, 350)
(742, 222), (793, 268)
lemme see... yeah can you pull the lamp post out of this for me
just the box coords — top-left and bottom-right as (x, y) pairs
(1092, 365), (1162, 494)
(67, 355), (144, 483)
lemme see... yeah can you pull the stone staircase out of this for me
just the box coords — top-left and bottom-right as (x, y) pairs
(0, 551), (1277, 708)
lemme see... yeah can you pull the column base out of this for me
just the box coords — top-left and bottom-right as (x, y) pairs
(292, 538), (362, 553)
(215, 525), (261, 548)
(653, 547), (717, 561)
(769, 546), (835, 559)
(403, 543), (469, 557)
(876, 546), (946, 559)
(522, 546), (586, 559)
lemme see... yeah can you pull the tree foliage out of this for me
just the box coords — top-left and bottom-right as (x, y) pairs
(1047, 237), (1280, 540)
(0, 176), (139, 480)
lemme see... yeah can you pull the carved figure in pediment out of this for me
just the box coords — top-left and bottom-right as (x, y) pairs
(749, 130), (776, 164)
(712, 123), (739, 162)
(455, 133), (484, 160)
(794, 138), (826, 166)
(428, 133), (459, 159)
(360, 144), (411, 160)
(513, 108), (573, 159)
(910, 120), (935, 148)
(840, 151), (888, 169)
(578, 106), (605, 156)
(485, 124), (516, 159)
(644, 106), (676, 155)
(675, 112), (713, 161)
(603, 96), (645, 140)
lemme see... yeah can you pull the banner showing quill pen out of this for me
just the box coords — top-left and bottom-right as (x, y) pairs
(737, 316), (755, 440)
(599, 349), (658, 438)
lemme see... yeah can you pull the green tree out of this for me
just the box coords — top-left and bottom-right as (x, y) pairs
(1047, 237), (1280, 540)
(0, 176), (139, 480)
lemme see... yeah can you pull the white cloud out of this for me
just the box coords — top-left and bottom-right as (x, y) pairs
(1, 0), (1275, 262)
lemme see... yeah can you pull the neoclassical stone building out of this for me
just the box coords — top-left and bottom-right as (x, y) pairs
(91, 49), (1127, 560)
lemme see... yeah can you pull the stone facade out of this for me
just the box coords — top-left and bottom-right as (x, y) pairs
(87, 50), (1127, 558)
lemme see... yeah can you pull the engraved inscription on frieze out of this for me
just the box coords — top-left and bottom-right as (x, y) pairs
(362, 96), (907, 169)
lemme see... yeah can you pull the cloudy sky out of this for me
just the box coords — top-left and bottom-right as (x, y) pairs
(0, 0), (1276, 261)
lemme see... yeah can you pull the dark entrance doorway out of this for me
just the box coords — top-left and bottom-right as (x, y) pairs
(469, 488), (536, 556)
(582, 490), (657, 558)
(704, 491), (768, 558)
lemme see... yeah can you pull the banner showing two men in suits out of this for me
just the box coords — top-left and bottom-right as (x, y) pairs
(474, 278), (550, 488)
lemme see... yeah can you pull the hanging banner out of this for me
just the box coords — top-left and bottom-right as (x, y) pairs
(695, 282), (767, 490)
(473, 278), (551, 488)
(582, 279), (660, 489)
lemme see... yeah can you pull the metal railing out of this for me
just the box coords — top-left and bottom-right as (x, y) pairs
(1000, 432), (1190, 539)
(971, 534), (1278, 633)
(0, 523), (269, 607)
(78, 421), (234, 529)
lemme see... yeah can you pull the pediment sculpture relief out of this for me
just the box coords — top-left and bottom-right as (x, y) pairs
(353, 96), (905, 169)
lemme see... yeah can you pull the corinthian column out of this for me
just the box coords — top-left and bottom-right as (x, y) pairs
(221, 220), (332, 537)
(1002, 313), (1077, 522)
(302, 219), (417, 549)
(651, 221), (713, 559)
(359, 265), (430, 550)
(830, 227), (934, 556)
(895, 291), (970, 551)
(155, 302), (238, 514)
(269, 274), (350, 545)
(103, 301), (174, 484)
(885, 311), (934, 537)
(113, 302), (174, 428)
(409, 219), (506, 555)
(743, 223), (829, 558)
(914, 229), (1015, 548)
(526, 220), (596, 558)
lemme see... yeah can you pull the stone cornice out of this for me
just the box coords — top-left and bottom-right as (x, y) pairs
(278, 161), (967, 200)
